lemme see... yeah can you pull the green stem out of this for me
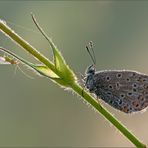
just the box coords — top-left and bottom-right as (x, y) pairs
(0, 19), (146, 148)
(71, 82), (146, 148)
(0, 20), (56, 73)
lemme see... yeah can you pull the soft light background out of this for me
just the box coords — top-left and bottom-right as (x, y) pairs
(0, 1), (148, 147)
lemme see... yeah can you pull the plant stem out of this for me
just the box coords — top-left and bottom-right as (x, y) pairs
(71, 82), (146, 148)
(0, 20), (56, 73)
(0, 19), (146, 148)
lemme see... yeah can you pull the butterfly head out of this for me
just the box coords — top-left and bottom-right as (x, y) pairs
(85, 41), (96, 76)
(85, 64), (96, 76)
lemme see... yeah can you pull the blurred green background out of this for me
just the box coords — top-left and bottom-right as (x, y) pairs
(0, 1), (148, 147)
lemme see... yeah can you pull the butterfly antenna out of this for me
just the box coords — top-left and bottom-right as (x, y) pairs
(89, 41), (96, 65)
(86, 44), (96, 66)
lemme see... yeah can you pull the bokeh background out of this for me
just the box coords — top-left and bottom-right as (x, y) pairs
(0, 1), (148, 147)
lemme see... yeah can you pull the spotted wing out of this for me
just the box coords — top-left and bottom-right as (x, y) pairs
(94, 70), (148, 113)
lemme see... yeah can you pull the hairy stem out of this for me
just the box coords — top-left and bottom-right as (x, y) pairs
(0, 20), (56, 73)
(0, 18), (146, 148)
(71, 82), (146, 148)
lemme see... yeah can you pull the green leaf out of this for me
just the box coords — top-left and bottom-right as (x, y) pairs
(33, 65), (59, 78)
(50, 40), (75, 81)
(31, 14), (76, 84)
(0, 47), (58, 79)
(33, 64), (70, 86)
(0, 47), (70, 86)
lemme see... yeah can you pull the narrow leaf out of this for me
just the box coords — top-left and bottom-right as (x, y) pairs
(0, 47), (58, 79)
(31, 14), (76, 83)
(33, 65), (59, 78)
(33, 65), (70, 86)
(0, 47), (69, 86)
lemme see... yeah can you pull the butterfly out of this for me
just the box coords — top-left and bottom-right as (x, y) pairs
(83, 41), (148, 113)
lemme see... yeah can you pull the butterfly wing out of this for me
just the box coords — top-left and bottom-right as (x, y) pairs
(94, 70), (148, 113)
